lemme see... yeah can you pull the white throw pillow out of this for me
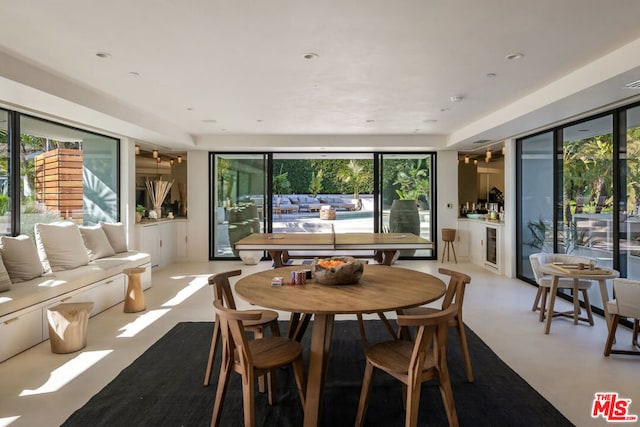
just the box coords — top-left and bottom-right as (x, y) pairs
(35, 221), (90, 272)
(0, 255), (11, 291)
(99, 222), (128, 253)
(0, 235), (44, 282)
(79, 225), (116, 260)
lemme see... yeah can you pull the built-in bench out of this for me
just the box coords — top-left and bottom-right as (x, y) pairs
(0, 222), (151, 362)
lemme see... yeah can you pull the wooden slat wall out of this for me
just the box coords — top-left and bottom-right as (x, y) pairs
(34, 148), (83, 223)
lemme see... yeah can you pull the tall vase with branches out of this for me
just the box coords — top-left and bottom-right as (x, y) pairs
(146, 178), (174, 219)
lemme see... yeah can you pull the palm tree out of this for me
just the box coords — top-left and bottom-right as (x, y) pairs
(337, 160), (370, 210)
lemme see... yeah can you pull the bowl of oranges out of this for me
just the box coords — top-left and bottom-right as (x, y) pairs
(311, 256), (364, 285)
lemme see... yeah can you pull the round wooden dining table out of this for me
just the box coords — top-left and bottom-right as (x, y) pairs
(235, 264), (446, 427)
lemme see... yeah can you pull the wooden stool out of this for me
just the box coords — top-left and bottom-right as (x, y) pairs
(123, 267), (146, 313)
(441, 228), (457, 263)
(47, 302), (94, 354)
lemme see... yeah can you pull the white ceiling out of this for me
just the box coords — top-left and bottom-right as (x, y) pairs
(1, 0), (640, 153)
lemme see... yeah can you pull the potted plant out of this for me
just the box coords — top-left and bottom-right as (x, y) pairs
(135, 204), (145, 223)
(389, 160), (430, 255)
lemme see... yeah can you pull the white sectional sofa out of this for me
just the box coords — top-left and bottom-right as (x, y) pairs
(0, 221), (151, 362)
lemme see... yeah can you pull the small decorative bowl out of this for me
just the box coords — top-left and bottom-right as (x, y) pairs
(311, 256), (364, 285)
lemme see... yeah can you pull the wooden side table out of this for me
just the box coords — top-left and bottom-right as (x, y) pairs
(47, 302), (94, 354)
(123, 267), (147, 313)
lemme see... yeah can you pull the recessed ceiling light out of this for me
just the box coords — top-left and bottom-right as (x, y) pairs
(96, 52), (111, 58)
(440, 108), (450, 112)
(423, 119), (437, 123)
(304, 52), (319, 60)
(486, 73), (497, 78)
(256, 119), (264, 123)
(202, 119), (217, 123)
(414, 129), (421, 133)
(578, 129), (590, 132)
(365, 119), (375, 123)
(186, 107), (194, 111)
(450, 96), (464, 102)
(128, 71), (140, 77)
(505, 52), (524, 60)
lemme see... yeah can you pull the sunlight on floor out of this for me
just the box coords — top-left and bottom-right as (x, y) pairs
(117, 309), (170, 338)
(0, 416), (19, 426)
(19, 350), (112, 396)
(161, 276), (208, 307)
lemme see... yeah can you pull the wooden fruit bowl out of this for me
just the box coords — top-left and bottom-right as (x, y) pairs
(311, 256), (364, 285)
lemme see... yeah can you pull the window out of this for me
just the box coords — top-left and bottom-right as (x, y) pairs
(0, 110), (119, 239)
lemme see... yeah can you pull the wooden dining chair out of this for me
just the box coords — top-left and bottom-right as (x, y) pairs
(210, 300), (306, 427)
(203, 270), (280, 387)
(604, 278), (640, 356)
(401, 268), (474, 382)
(355, 304), (459, 427)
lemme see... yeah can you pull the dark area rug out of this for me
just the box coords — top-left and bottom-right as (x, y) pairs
(63, 321), (573, 427)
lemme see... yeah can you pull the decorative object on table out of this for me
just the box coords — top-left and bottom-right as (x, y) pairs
(166, 211), (174, 219)
(147, 209), (158, 220)
(311, 256), (363, 285)
(145, 178), (174, 219)
(466, 213), (484, 219)
(135, 204), (145, 223)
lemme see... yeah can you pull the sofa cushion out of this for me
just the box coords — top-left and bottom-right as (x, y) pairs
(35, 221), (90, 272)
(0, 256), (11, 292)
(100, 222), (128, 253)
(79, 225), (116, 260)
(0, 235), (44, 283)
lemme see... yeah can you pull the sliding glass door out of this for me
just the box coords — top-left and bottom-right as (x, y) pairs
(210, 154), (267, 258)
(210, 152), (437, 261)
(380, 154), (434, 257)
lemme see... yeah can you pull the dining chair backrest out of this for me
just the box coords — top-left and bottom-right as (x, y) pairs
(438, 268), (472, 313)
(213, 299), (261, 367)
(399, 303), (459, 372)
(612, 278), (640, 318)
(209, 269), (242, 309)
(529, 253), (594, 284)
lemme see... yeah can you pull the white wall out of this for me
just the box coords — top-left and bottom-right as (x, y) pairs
(436, 150), (459, 253)
(185, 150), (210, 261)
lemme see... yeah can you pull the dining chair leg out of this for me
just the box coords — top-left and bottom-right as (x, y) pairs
(532, 287), (543, 312)
(242, 371), (256, 427)
(604, 314), (620, 356)
(406, 381), (422, 427)
(456, 322), (474, 382)
(211, 354), (232, 427)
(355, 362), (374, 427)
(266, 370), (275, 405)
(291, 356), (307, 406)
(204, 320), (220, 386)
(254, 327), (267, 394)
(437, 367), (460, 427)
(538, 288), (548, 322)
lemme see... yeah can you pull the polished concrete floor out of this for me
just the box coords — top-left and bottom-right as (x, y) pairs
(0, 259), (638, 427)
